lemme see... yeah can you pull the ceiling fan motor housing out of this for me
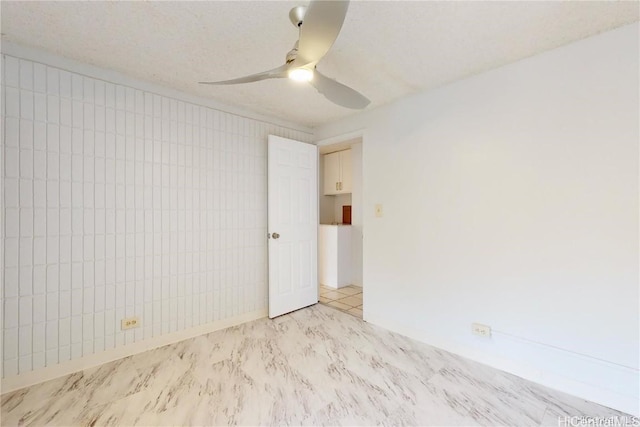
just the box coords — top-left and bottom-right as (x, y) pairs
(289, 6), (307, 27)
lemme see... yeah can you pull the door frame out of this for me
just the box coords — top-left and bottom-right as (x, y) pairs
(315, 130), (365, 311)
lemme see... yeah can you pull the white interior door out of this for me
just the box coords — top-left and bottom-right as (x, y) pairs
(268, 135), (318, 318)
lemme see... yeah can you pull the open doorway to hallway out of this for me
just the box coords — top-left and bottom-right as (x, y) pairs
(316, 137), (364, 319)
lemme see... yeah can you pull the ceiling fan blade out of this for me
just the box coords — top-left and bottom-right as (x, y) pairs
(199, 64), (288, 85)
(311, 70), (370, 109)
(296, 0), (349, 66)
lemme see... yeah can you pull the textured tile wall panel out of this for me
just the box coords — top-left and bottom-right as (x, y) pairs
(1, 54), (312, 378)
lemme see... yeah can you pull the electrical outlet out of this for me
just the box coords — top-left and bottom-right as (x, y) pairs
(472, 323), (491, 338)
(121, 316), (140, 330)
(375, 204), (383, 218)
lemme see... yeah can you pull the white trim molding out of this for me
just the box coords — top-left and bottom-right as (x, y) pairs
(364, 311), (640, 417)
(1, 41), (313, 136)
(0, 309), (267, 395)
(314, 129), (365, 148)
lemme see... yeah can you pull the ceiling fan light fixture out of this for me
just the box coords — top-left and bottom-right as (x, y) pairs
(288, 67), (314, 82)
(199, 1), (370, 109)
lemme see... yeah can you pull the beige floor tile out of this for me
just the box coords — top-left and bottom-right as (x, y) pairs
(347, 307), (363, 318)
(336, 295), (362, 307)
(319, 296), (331, 304)
(327, 301), (351, 311)
(321, 290), (348, 300)
(336, 286), (362, 296)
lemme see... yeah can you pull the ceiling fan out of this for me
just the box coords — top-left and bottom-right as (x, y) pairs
(199, 0), (370, 109)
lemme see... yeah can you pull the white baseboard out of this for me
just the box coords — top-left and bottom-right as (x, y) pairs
(1, 309), (267, 395)
(363, 311), (640, 417)
(320, 282), (358, 289)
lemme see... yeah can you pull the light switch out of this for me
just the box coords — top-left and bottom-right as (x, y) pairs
(375, 204), (383, 218)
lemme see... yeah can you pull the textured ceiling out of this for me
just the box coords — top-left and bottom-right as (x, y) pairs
(2, 1), (638, 128)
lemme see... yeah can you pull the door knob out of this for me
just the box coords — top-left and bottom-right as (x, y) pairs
(272, 232), (280, 239)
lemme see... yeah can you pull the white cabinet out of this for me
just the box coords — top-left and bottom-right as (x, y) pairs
(323, 151), (341, 195)
(323, 149), (352, 195)
(319, 225), (352, 288)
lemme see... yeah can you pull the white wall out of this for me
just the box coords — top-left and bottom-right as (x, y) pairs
(0, 45), (311, 383)
(314, 23), (639, 414)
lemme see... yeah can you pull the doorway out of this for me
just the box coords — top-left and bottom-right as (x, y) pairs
(316, 137), (363, 319)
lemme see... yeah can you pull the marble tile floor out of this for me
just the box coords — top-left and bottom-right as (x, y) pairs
(1, 304), (632, 427)
(319, 284), (363, 319)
